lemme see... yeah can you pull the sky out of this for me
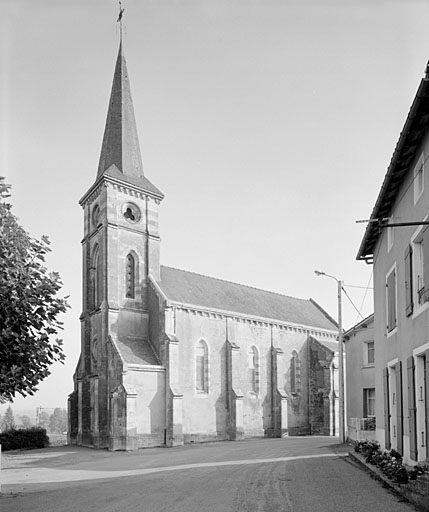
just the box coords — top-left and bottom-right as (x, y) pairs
(2, 0), (429, 413)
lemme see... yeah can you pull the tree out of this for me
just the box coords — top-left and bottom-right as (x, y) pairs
(1, 405), (16, 431)
(0, 178), (69, 402)
(18, 415), (33, 428)
(49, 408), (67, 433)
(38, 411), (50, 431)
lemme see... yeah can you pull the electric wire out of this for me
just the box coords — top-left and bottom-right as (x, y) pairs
(343, 283), (373, 290)
(341, 285), (365, 321)
(354, 270), (373, 324)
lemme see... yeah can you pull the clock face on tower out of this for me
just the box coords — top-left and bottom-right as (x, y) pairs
(122, 202), (141, 223)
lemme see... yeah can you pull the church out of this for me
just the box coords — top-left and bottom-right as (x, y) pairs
(68, 39), (340, 450)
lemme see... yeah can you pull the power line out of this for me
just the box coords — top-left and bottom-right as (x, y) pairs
(341, 285), (365, 321)
(355, 270), (373, 325)
(343, 283), (373, 290)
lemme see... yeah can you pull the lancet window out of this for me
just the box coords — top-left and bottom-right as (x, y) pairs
(290, 350), (301, 395)
(89, 245), (102, 309)
(248, 346), (260, 395)
(196, 340), (209, 393)
(126, 253), (136, 298)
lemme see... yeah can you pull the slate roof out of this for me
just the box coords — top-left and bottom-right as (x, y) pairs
(313, 338), (339, 353)
(158, 266), (337, 331)
(97, 42), (144, 181)
(115, 335), (160, 366)
(357, 75), (429, 261)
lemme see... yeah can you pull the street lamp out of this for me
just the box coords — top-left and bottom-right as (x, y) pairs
(314, 270), (345, 443)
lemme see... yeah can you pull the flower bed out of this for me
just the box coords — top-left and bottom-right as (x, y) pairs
(353, 440), (429, 484)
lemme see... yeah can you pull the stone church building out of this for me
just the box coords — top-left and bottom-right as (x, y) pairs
(68, 41), (340, 450)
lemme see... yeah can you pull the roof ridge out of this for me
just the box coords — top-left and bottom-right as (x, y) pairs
(160, 265), (311, 304)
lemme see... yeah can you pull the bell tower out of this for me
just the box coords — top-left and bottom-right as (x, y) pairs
(69, 37), (164, 449)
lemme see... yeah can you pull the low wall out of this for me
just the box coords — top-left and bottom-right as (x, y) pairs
(348, 417), (376, 442)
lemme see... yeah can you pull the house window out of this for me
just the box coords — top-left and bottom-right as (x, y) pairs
(411, 226), (429, 308)
(386, 266), (397, 333)
(125, 253), (136, 298)
(290, 351), (301, 395)
(195, 340), (209, 393)
(414, 153), (424, 204)
(248, 346), (259, 395)
(366, 342), (375, 365)
(364, 388), (375, 417)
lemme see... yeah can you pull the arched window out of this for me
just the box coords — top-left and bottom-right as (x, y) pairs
(290, 350), (301, 395)
(196, 340), (209, 393)
(91, 337), (98, 372)
(125, 253), (136, 298)
(89, 245), (102, 309)
(248, 346), (259, 394)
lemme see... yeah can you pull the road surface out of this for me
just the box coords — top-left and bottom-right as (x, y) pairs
(0, 437), (417, 511)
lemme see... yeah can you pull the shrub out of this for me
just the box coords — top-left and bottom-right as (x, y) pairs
(0, 427), (49, 451)
(352, 440), (428, 485)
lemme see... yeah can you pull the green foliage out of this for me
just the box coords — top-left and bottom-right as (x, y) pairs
(409, 463), (429, 480)
(38, 411), (50, 431)
(48, 408), (67, 433)
(1, 404), (16, 431)
(18, 415), (33, 428)
(0, 178), (69, 402)
(0, 427), (49, 451)
(354, 440), (429, 485)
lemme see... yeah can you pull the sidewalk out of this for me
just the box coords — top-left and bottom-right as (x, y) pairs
(348, 450), (429, 512)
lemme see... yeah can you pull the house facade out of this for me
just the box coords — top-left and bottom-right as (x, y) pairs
(358, 67), (429, 464)
(68, 41), (339, 450)
(344, 314), (376, 441)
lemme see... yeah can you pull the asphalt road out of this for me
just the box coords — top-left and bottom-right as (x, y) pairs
(1, 437), (417, 512)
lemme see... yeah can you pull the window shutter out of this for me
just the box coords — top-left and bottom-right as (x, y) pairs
(395, 361), (403, 455)
(405, 245), (413, 316)
(407, 356), (418, 460)
(383, 367), (391, 449)
(423, 227), (429, 302)
(387, 270), (396, 331)
(363, 389), (368, 417)
(425, 350), (429, 459)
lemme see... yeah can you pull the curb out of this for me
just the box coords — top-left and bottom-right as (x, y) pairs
(348, 451), (429, 512)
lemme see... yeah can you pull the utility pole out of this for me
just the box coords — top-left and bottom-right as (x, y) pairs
(337, 279), (345, 443)
(314, 270), (345, 443)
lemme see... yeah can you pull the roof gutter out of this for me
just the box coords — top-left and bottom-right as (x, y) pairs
(357, 77), (429, 261)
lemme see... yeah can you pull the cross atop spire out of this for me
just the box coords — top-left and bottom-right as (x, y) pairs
(92, 10), (163, 199)
(117, 1), (125, 41)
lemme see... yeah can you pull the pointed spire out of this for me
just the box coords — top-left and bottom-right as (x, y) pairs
(97, 41), (144, 180)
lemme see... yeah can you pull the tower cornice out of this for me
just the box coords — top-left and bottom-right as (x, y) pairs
(79, 171), (164, 208)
